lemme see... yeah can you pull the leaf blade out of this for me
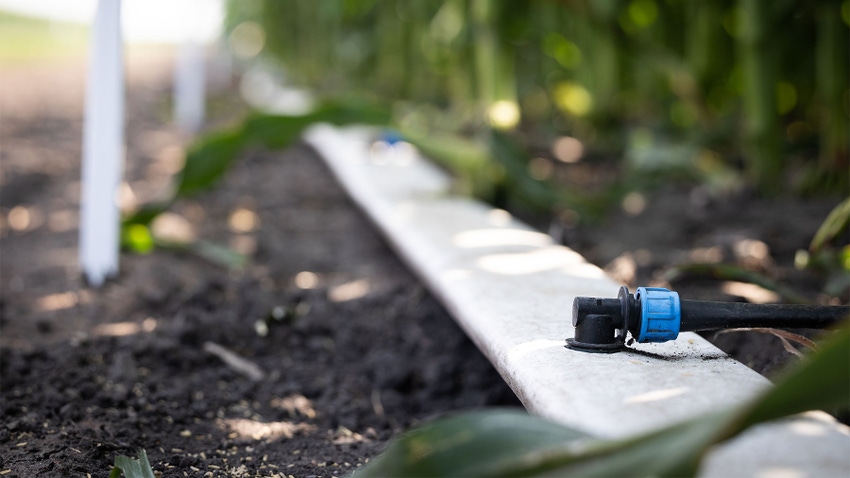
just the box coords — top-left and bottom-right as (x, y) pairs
(176, 127), (247, 197)
(111, 450), (156, 478)
(810, 197), (850, 253)
(355, 409), (590, 478)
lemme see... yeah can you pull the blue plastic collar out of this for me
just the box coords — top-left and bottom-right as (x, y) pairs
(636, 287), (681, 343)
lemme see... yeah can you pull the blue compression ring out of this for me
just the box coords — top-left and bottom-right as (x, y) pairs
(636, 287), (681, 342)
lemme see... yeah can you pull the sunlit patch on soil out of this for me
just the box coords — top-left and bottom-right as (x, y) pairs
(228, 207), (260, 233)
(7, 205), (44, 232)
(151, 212), (196, 243)
(689, 246), (724, 263)
(270, 394), (317, 419)
(621, 192), (646, 216)
(34, 290), (90, 312)
(92, 318), (157, 337)
(294, 271), (319, 289)
(328, 279), (371, 303)
(721, 281), (780, 304)
(331, 426), (371, 445)
(218, 418), (314, 441)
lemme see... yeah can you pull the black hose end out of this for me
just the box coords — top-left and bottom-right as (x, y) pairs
(566, 314), (624, 353)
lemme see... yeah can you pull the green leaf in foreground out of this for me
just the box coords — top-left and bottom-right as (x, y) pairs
(354, 409), (589, 477)
(109, 449), (156, 478)
(728, 320), (850, 430)
(356, 324), (850, 477)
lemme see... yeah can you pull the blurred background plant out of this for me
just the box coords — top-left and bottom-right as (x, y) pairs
(6, 0), (843, 291)
(224, 0), (848, 215)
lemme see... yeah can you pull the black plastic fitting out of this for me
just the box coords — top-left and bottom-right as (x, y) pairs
(566, 286), (850, 353)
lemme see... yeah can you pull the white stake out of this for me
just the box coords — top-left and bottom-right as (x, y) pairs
(79, 0), (124, 287)
(174, 39), (206, 134)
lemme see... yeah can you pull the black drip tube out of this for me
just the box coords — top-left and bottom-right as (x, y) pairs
(679, 300), (848, 332)
(567, 286), (850, 353)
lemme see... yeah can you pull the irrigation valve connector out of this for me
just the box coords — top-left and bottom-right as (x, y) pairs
(566, 286), (850, 353)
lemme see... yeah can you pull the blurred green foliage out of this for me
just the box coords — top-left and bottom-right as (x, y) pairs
(227, 0), (849, 195)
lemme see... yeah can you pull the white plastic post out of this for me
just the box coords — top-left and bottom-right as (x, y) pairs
(79, 0), (124, 287)
(174, 39), (206, 134)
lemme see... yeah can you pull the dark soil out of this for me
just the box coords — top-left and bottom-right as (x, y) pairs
(0, 52), (519, 477)
(1, 51), (845, 477)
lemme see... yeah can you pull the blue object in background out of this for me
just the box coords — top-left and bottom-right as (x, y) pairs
(379, 129), (404, 145)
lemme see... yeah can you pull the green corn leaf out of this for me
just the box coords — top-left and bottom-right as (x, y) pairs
(110, 450), (156, 478)
(177, 101), (391, 196)
(244, 101), (391, 149)
(190, 240), (248, 270)
(403, 131), (491, 171)
(152, 238), (247, 271)
(810, 197), (850, 254)
(242, 113), (316, 150)
(354, 409), (590, 478)
(177, 127), (247, 197)
(356, 407), (734, 478)
(727, 321), (850, 431)
(125, 100), (393, 257)
(357, 324), (850, 477)
(311, 100), (393, 127)
(122, 201), (174, 227)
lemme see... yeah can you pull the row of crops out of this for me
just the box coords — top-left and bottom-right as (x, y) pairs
(226, 0), (849, 197)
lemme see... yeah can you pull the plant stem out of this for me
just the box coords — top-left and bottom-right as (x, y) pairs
(738, 0), (782, 193)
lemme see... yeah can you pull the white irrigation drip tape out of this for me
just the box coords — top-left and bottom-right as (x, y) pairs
(79, 0), (124, 287)
(304, 124), (850, 476)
